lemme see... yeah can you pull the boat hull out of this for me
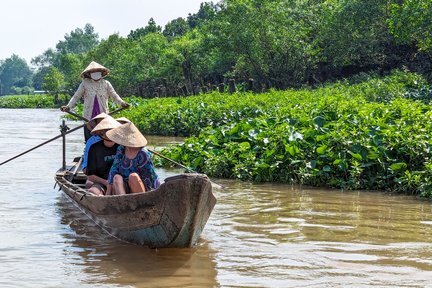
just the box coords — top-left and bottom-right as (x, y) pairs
(55, 169), (216, 248)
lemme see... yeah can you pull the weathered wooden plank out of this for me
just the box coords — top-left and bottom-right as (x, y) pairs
(55, 159), (216, 248)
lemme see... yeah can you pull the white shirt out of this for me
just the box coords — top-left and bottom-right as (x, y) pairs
(66, 78), (125, 120)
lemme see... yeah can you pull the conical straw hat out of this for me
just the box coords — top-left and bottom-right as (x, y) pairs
(116, 117), (131, 124)
(80, 61), (110, 78)
(106, 122), (147, 147)
(91, 115), (121, 135)
(86, 112), (108, 130)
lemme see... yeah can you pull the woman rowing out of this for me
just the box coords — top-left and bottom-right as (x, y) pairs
(60, 61), (129, 141)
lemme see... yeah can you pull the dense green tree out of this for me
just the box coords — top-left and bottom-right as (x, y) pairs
(171, 32), (203, 94)
(128, 18), (162, 40)
(317, 0), (394, 77)
(198, 0), (265, 85)
(163, 17), (190, 40)
(86, 34), (134, 95)
(17, 1), (432, 97)
(203, 0), (319, 88)
(32, 66), (51, 91)
(42, 66), (65, 102)
(387, 0), (432, 79)
(255, 0), (320, 87)
(57, 53), (83, 93)
(388, 0), (432, 51)
(157, 45), (184, 90)
(121, 33), (170, 96)
(56, 23), (99, 54)
(0, 54), (33, 95)
(89, 32), (171, 96)
(31, 48), (59, 68)
(32, 52), (84, 94)
(10, 85), (33, 95)
(86, 34), (130, 68)
(187, 2), (219, 29)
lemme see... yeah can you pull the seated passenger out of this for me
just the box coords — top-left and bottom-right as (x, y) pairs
(82, 114), (130, 173)
(105, 122), (160, 195)
(85, 116), (121, 196)
(82, 112), (109, 174)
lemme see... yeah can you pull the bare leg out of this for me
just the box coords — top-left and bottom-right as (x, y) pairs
(128, 173), (146, 193)
(106, 184), (113, 196)
(85, 180), (94, 189)
(113, 174), (127, 195)
(88, 186), (104, 196)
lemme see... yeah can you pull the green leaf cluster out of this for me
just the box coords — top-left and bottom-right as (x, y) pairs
(124, 71), (432, 198)
(0, 94), (68, 108)
(388, 0), (432, 51)
(4, 0), (429, 100)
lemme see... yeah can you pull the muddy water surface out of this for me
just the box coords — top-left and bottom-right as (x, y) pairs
(0, 109), (432, 287)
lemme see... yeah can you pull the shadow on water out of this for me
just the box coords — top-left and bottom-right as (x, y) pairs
(55, 194), (218, 288)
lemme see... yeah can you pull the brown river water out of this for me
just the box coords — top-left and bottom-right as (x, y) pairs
(1, 109), (432, 288)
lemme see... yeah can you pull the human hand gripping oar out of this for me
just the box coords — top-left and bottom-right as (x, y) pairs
(0, 106), (128, 166)
(148, 148), (223, 189)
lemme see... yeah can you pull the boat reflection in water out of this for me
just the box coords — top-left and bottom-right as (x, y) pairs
(56, 194), (218, 288)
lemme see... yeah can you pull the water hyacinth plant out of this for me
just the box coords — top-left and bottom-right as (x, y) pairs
(0, 94), (68, 108)
(123, 71), (432, 198)
(25, 70), (431, 198)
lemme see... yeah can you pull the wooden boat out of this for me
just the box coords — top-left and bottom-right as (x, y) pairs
(55, 157), (216, 248)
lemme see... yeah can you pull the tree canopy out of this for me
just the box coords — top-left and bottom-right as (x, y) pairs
(1, 0), (431, 96)
(0, 54), (32, 95)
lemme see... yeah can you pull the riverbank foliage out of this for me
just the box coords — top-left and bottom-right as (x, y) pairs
(0, 94), (68, 108)
(2, 70), (432, 198)
(123, 71), (432, 198)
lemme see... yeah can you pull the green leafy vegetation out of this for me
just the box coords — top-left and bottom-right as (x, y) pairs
(2, 70), (432, 198)
(0, 94), (68, 108)
(1, 1), (431, 98)
(1, 1), (432, 198)
(123, 71), (432, 198)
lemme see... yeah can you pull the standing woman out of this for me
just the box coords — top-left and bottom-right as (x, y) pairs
(60, 61), (129, 141)
(106, 122), (160, 195)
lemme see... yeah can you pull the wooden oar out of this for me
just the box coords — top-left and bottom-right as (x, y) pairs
(65, 110), (88, 122)
(66, 106), (128, 122)
(148, 148), (223, 189)
(0, 107), (128, 166)
(0, 123), (84, 166)
(147, 148), (197, 173)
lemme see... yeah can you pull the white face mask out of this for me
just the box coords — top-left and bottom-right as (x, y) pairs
(90, 72), (102, 80)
